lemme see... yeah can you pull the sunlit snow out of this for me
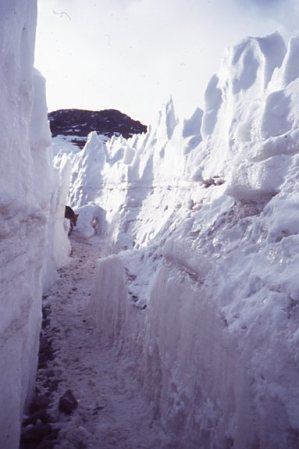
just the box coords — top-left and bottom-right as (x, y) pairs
(1, 1), (299, 448)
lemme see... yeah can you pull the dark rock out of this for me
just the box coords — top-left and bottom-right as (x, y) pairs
(48, 108), (147, 148)
(21, 423), (52, 443)
(44, 369), (55, 378)
(38, 336), (55, 369)
(20, 442), (37, 449)
(23, 409), (51, 426)
(36, 440), (55, 449)
(39, 336), (52, 353)
(42, 306), (51, 319)
(92, 405), (105, 415)
(59, 389), (78, 414)
(42, 318), (50, 329)
(29, 395), (50, 413)
(47, 428), (59, 440)
(43, 378), (60, 393)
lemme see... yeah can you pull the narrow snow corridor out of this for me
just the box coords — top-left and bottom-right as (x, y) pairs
(30, 237), (167, 449)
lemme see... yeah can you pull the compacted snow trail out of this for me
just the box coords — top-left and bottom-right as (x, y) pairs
(32, 236), (167, 449)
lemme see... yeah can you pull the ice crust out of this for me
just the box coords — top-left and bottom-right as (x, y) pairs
(0, 2), (69, 447)
(53, 31), (299, 449)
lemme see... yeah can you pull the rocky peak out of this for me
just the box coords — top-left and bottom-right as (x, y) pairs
(48, 108), (147, 148)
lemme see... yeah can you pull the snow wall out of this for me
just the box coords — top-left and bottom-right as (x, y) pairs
(56, 32), (299, 449)
(0, 2), (70, 448)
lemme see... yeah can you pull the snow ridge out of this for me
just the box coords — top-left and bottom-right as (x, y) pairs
(55, 32), (299, 448)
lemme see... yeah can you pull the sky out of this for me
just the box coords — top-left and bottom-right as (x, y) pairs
(35, 0), (299, 124)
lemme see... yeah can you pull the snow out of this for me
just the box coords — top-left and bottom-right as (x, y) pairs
(0, 2), (69, 448)
(50, 31), (299, 448)
(36, 239), (169, 448)
(280, 36), (299, 87)
(2, 4), (299, 446)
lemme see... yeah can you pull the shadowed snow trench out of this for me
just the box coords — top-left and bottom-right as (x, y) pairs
(21, 236), (167, 449)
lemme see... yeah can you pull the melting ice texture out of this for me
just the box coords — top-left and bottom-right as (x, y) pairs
(53, 30), (299, 449)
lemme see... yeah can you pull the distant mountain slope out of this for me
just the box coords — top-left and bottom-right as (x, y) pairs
(48, 108), (147, 148)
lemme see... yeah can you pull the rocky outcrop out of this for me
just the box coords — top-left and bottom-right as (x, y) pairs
(49, 108), (147, 148)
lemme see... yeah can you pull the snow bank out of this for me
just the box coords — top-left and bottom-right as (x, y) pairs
(58, 31), (299, 448)
(75, 203), (106, 239)
(0, 2), (69, 447)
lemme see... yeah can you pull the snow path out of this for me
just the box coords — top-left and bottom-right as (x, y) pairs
(39, 236), (167, 449)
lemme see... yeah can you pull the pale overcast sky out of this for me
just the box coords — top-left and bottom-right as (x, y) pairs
(35, 0), (299, 124)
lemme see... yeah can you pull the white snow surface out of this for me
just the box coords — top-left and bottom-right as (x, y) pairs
(52, 31), (299, 449)
(0, 2), (69, 448)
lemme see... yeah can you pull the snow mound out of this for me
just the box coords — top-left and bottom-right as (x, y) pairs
(75, 203), (107, 239)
